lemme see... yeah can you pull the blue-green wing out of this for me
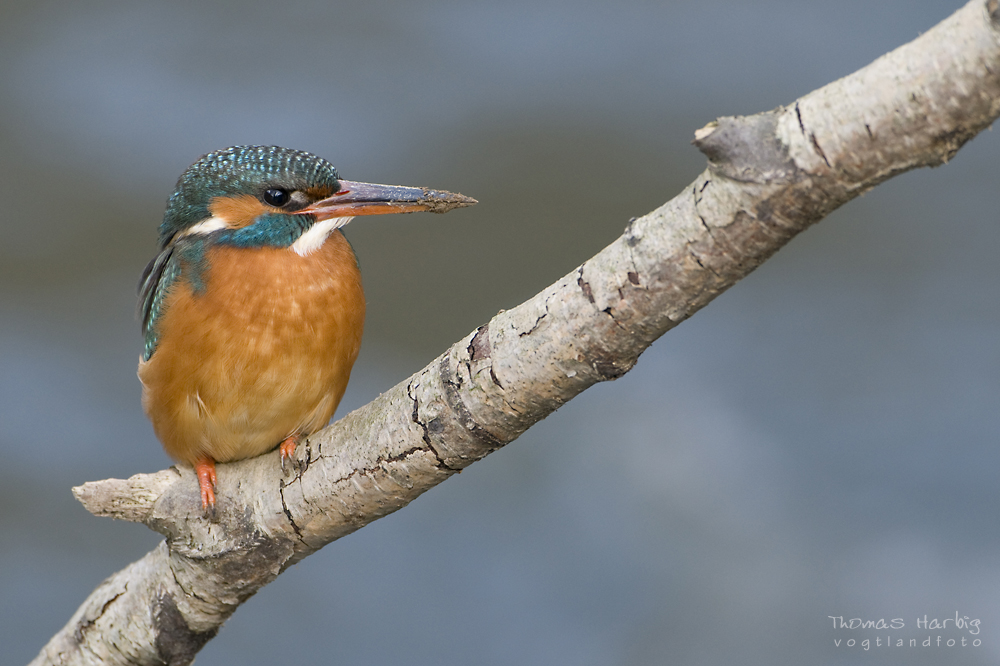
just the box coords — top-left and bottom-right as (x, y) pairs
(137, 246), (181, 361)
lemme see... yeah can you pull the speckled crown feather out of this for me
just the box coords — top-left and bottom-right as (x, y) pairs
(159, 146), (341, 247)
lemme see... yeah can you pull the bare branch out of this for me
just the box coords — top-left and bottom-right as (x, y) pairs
(33, 1), (1000, 663)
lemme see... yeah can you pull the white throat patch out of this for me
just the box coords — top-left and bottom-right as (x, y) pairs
(291, 216), (355, 256)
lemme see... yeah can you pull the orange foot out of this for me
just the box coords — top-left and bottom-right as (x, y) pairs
(280, 435), (302, 473)
(194, 455), (217, 510)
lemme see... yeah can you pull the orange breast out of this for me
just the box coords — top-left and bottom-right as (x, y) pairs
(138, 231), (365, 465)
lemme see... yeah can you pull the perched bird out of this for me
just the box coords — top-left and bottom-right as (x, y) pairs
(138, 145), (475, 510)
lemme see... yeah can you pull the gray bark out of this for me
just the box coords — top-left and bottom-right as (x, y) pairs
(33, 1), (1000, 663)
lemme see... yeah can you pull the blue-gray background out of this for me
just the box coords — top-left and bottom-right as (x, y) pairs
(1, 1), (997, 664)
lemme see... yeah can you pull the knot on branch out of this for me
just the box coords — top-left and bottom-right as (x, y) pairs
(692, 111), (799, 184)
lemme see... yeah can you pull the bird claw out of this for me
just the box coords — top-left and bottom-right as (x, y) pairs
(194, 456), (218, 517)
(279, 435), (301, 475)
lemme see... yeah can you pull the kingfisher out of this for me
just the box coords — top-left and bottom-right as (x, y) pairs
(138, 145), (475, 511)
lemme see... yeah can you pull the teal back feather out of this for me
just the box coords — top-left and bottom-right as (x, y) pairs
(138, 239), (209, 361)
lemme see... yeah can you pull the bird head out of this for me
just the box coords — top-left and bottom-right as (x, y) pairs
(159, 145), (476, 250)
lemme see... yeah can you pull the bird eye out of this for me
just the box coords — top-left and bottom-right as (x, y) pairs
(263, 188), (291, 207)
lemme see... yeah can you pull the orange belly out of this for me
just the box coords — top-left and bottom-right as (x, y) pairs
(138, 231), (365, 465)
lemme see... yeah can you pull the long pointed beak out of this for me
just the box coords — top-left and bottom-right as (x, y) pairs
(295, 180), (476, 221)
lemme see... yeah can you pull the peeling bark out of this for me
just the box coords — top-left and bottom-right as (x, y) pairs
(32, 2), (1000, 663)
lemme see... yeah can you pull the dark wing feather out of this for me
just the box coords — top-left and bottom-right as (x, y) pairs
(137, 246), (180, 361)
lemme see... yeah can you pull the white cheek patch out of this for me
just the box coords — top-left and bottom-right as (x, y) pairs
(291, 216), (355, 257)
(175, 215), (231, 239)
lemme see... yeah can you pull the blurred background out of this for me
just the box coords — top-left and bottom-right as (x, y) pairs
(1, 0), (997, 664)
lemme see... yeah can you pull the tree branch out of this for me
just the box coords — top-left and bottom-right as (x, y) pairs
(33, 1), (1000, 663)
